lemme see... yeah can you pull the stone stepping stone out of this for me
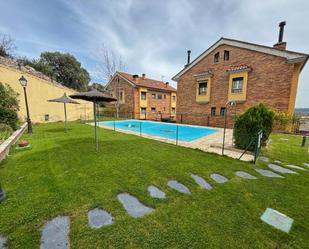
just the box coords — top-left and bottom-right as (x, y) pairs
(210, 173), (228, 183)
(259, 156), (270, 163)
(191, 174), (212, 190)
(274, 160), (282, 164)
(285, 164), (306, 171)
(88, 208), (113, 229)
(40, 216), (70, 249)
(235, 171), (257, 179)
(167, 180), (191, 194)
(0, 236), (7, 249)
(117, 193), (154, 218)
(255, 169), (284, 178)
(147, 185), (166, 199)
(268, 164), (298, 174)
(303, 163), (309, 168)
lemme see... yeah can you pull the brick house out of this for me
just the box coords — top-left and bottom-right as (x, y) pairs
(172, 23), (308, 128)
(105, 72), (177, 120)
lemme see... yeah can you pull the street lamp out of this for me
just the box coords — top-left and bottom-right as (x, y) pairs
(222, 101), (236, 155)
(19, 76), (32, 133)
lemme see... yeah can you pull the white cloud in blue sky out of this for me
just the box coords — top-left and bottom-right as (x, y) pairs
(0, 0), (308, 107)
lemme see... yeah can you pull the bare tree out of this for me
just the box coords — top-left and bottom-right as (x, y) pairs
(97, 43), (126, 117)
(0, 34), (17, 57)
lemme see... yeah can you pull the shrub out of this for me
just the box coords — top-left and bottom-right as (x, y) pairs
(0, 82), (19, 130)
(234, 104), (275, 151)
(0, 123), (13, 141)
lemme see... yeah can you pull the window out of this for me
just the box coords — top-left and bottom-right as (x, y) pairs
(158, 94), (162, 100)
(171, 108), (176, 114)
(163, 107), (166, 111)
(214, 52), (219, 63)
(231, 77), (244, 93)
(224, 50), (230, 61)
(151, 107), (156, 113)
(141, 91), (147, 100)
(151, 93), (156, 99)
(141, 107), (147, 114)
(163, 94), (166, 99)
(220, 107), (226, 116)
(172, 95), (176, 102)
(119, 91), (124, 102)
(198, 80), (208, 95)
(211, 107), (216, 116)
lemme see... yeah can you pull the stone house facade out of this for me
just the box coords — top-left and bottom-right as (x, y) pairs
(172, 36), (308, 128)
(105, 72), (177, 120)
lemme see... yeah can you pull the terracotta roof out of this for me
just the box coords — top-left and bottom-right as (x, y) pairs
(117, 71), (177, 92)
(226, 65), (252, 73)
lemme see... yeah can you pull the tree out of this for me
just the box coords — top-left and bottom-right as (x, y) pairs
(20, 52), (90, 91)
(97, 44), (126, 117)
(0, 34), (17, 58)
(0, 83), (19, 130)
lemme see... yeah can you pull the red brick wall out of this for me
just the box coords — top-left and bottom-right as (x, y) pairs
(146, 90), (172, 120)
(176, 44), (295, 127)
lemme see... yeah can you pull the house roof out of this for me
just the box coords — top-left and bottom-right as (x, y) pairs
(108, 71), (177, 92)
(172, 37), (309, 81)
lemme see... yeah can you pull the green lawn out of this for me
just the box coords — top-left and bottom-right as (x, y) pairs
(0, 122), (308, 248)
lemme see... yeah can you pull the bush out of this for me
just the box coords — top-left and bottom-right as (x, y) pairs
(0, 82), (19, 130)
(0, 123), (13, 141)
(234, 104), (275, 151)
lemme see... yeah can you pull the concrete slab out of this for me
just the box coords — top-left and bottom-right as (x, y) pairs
(285, 164), (306, 171)
(191, 174), (212, 190)
(268, 164), (298, 174)
(255, 169), (284, 178)
(261, 208), (293, 233)
(259, 156), (270, 163)
(88, 208), (113, 229)
(210, 173), (228, 183)
(167, 180), (191, 194)
(40, 216), (70, 249)
(117, 193), (154, 218)
(235, 171), (257, 179)
(0, 236), (7, 249)
(147, 185), (166, 199)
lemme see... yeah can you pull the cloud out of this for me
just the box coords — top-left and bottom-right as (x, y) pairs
(0, 0), (308, 107)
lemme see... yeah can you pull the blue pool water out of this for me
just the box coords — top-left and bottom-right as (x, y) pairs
(97, 120), (218, 142)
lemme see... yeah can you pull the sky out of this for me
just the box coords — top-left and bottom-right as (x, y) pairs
(0, 0), (308, 107)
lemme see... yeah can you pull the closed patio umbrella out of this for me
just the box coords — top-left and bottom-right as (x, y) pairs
(48, 93), (79, 132)
(69, 89), (116, 150)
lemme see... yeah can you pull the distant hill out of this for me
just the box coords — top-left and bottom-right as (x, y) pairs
(295, 108), (309, 115)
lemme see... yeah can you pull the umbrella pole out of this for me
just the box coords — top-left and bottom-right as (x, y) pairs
(64, 103), (67, 132)
(94, 102), (98, 151)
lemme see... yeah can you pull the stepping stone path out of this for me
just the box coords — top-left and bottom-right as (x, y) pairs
(268, 164), (298, 174)
(117, 193), (154, 218)
(255, 169), (284, 178)
(40, 216), (70, 249)
(88, 208), (113, 229)
(303, 163), (309, 167)
(0, 236), (6, 249)
(259, 156), (270, 163)
(274, 160), (282, 164)
(285, 164), (306, 171)
(191, 174), (212, 190)
(148, 185), (166, 199)
(210, 173), (228, 183)
(168, 180), (191, 194)
(235, 171), (257, 179)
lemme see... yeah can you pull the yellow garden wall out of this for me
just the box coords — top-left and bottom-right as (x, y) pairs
(0, 64), (93, 123)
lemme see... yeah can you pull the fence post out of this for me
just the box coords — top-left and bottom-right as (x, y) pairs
(301, 134), (306, 147)
(222, 111), (228, 155)
(114, 113), (116, 131)
(181, 114), (183, 124)
(140, 121), (142, 136)
(0, 182), (5, 203)
(176, 125), (179, 145)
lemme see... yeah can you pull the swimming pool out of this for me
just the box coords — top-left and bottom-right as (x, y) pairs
(97, 120), (218, 142)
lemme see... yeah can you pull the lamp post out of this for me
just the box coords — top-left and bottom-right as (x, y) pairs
(19, 76), (32, 133)
(222, 101), (236, 155)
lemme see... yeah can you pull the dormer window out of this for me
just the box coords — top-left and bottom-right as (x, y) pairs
(224, 50), (230, 61)
(214, 52), (219, 63)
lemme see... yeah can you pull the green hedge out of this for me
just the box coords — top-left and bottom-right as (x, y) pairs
(0, 123), (13, 141)
(234, 104), (274, 151)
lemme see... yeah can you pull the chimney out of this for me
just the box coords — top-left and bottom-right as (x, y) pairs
(273, 21), (287, 50)
(185, 50), (191, 67)
(165, 82), (169, 87)
(132, 74), (139, 81)
(142, 73), (146, 79)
